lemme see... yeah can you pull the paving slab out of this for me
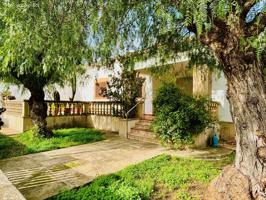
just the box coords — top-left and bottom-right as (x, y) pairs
(0, 170), (26, 200)
(0, 134), (233, 200)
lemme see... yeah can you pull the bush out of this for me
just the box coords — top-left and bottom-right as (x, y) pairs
(152, 83), (212, 148)
(153, 83), (182, 114)
(102, 69), (145, 118)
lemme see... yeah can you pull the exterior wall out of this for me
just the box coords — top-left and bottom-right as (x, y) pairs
(3, 112), (139, 138)
(193, 66), (212, 97)
(219, 121), (236, 141)
(176, 77), (193, 95)
(78, 63), (121, 102)
(134, 53), (189, 71)
(90, 115), (139, 137)
(212, 72), (236, 140)
(2, 114), (92, 133)
(148, 61), (193, 97)
(2, 114), (24, 133)
(193, 128), (214, 148)
(138, 61), (193, 116)
(142, 74), (154, 115)
(1, 101), (25, 132)
(23, 116), (92, 132)
(0, 62), (122, 102)
(211, 72), (233, 122)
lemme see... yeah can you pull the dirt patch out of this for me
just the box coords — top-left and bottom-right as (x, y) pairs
(150, 181), (206, 200)
(150, 183), (177, 200)
(186, 181), (207, 199)
(205, 165), (251, 200)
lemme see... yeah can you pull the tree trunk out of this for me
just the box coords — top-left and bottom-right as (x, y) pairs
(70, 75), (77, 101)
(206, 61), (266, 200)
(29, 88), (53, 138)
(199, 14), (266, 197)
(224, 63), (266, 199)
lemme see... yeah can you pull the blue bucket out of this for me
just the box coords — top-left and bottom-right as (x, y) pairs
(212, 134), (219, 147)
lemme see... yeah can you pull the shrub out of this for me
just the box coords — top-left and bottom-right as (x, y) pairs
(152, 83), (212, 148)
(153, 83), (182, 114)
(102, 68), (145, 118)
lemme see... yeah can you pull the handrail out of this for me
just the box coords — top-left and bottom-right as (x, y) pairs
(125, 98), (144, 118)
(125, 98), (145, 139)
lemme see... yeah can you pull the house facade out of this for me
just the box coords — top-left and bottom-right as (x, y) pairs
(0, 55), (235, 141)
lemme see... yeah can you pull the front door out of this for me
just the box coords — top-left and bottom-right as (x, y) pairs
(143, 75), (153, 115)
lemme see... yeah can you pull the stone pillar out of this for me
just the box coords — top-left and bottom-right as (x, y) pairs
(193, 65), (212, 98)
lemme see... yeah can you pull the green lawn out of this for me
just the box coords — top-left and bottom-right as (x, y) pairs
(48, 154), (234, 200)
(0, 128), (104, 159)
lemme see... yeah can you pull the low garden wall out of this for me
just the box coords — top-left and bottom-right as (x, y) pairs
(219, 121), (236, 141)
(1, 100), (141, 138)
(90, 115), (139, 137)
(192, 124), (220, 148)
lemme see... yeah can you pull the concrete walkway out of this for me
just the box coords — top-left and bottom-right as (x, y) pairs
(0, 170), (26, 200)
(0, 134), (233, 200)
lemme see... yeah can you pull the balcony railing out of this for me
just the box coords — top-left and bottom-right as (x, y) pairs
(2, 100), (125, 118)
(89, 101), (124, 117)
(208, 101), (220, 120)
(1, 100), (219, 120)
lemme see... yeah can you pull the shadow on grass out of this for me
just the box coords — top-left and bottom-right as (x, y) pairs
(0, 128), (105, 160)
(47, 154), (235, 200)
(0, 133), (28, 159)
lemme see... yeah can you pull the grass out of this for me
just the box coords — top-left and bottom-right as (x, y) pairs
(48, 153), (235, 200)
(0, 128), (104, 159)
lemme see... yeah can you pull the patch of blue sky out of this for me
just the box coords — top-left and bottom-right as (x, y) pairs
(246, 0), (266, 23)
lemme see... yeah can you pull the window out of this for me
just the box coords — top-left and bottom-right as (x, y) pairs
(95, 78), (108, 100)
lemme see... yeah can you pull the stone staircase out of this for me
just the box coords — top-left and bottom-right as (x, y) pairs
(128, 115), (159, 144)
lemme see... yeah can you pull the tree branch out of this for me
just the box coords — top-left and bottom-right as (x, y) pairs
(246, 13), (266, 36)
(236, 0), (257, 18)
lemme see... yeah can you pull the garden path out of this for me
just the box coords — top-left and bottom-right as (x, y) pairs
(0, 134), (233, 200)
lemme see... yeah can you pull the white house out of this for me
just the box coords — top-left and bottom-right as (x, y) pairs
(0, 55), (235, 141)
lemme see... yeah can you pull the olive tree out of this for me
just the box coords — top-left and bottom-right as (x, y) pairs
(91, 1), (266, 199)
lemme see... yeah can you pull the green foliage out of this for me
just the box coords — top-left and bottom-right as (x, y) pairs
(153, 83), (182, 114)
(0, 1), (100, 136)
(66, 65), (88, 101)
(103, 68), (145, 118)
(0, 1), (92, 90)
(88, 1), (266, 73)
(0, 128), (104, 159)
(152, 83), (212, 148)
(49, 154), (234, 200)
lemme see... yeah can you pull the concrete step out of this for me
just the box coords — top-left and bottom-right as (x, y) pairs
(129, 129), (157, 138)
(128, 133), (159, 144)
(135, 120), (153, 127)
(128, 116), (158, 144)
(142, 115), (155, 121)
(133, 125), (152, 131)
(191, 147), (234, 160)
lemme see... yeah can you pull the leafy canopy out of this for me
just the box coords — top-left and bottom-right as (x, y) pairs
(0, 0), (98, 89)
(90, 0), (266, 71)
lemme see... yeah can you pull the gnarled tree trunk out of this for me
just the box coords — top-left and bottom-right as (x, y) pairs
(200, 13), (266, 199)
(225, 63), (266, 199)
(206, 59), (266, 200)
(28, 87), (53, 138)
